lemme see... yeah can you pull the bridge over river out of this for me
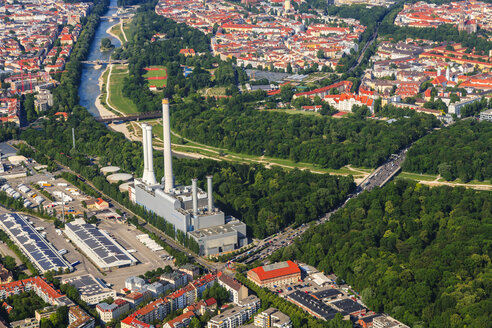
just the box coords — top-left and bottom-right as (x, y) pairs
(95, 111), (162, 123)
(80, 59), (128, 65)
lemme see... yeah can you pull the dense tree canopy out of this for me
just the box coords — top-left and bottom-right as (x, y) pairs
(273, 180), (492, 327)
(403, 120), (492, 182)
(0, 122), (18, 141)
(171, 96), (440, 169)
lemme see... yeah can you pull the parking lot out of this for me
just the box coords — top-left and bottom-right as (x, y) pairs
(23, 212), (175, 291)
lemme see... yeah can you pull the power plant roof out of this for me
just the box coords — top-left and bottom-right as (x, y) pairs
(107, 173), (132, 183)
(101, 166), (120, 175)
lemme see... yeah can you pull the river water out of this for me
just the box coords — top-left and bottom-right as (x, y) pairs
(78, 0), (121, 117)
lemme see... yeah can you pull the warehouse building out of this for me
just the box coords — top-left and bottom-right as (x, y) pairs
(286, 291), (342, 321)
(0, 213), (72, 273)
(64, 219), (137, 271)
(63, 274), (116, 305)
(247, 261), (301, 288)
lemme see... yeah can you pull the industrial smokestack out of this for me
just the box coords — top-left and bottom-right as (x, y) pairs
(145, 125), (157, 185)
(141, 123), (149, 182)
(162, 99), (174, 192)
(207, 175), (214, 213)
(192, 178), (198, 216)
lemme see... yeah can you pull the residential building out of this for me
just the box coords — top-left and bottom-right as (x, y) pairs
(163, 311), (195, 328)
(479, 108), (492, 122)
(208, 295), (261, 328)
(63, 274), (116, 305)
(0, 264), (13, 284)
(68, 306), (95, 328)
(218, 274), (248, 304)
(254, 308), (292, 328)
(184, 298), (217, 316)
(10, 318), (38, 328)
(161, 271), (189, 289)
(96, 299), (130, 323)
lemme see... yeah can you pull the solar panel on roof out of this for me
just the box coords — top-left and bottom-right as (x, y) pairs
(0, 213), (71, 273)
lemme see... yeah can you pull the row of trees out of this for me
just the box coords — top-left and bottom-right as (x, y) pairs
(272, 179), (492, 327)
(171, 95), (440, 169)
(402, 120), (492, 182)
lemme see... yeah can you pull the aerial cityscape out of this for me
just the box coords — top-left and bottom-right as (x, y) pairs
(0, 0), (490, 328)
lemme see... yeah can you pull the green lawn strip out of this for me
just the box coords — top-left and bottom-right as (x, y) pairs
(260, 109), (320, 116)
(108, 69), (139, 114)
(398, 171), (439, 181)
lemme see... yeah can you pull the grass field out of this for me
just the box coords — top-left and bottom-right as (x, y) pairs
(122, 19), (136, 40)
(398, 171), (492, 188)
(108, 66), (139, 114)
(199, 86), (228, 97)
(143, 66), (168, 88)
(398, 172), (438, 181)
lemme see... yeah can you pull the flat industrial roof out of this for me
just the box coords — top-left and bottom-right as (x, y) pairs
(0, 213), (71, 273)
(65, 221), (137, 268)
(0, 142), (17, 159)
(312, 289), (342, 300)
(63, 274), (113, 297)
(331, 299), (365, 314)
(287, 291), (340, 321)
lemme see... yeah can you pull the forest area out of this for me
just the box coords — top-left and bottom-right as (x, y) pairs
(272, 180), (492, 327)
(402, 120), (492, 182)
(171, 95), (440, 169)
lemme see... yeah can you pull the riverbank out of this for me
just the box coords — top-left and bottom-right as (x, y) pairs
(94, 65), (116, 117)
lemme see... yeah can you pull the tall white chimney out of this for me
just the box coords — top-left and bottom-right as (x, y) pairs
(446, 66), (450, 81)
(207, 175), (214, 213)
(141, 123), (149, 183)
(145, 125), (157, 185)
(192, 178), (198, 216)
(162, 99), (174, 192)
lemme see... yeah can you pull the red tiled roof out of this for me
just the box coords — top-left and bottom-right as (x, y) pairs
(250, 261), (300, 281)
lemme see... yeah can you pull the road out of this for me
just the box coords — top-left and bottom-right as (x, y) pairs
(234, 148), (407, 265)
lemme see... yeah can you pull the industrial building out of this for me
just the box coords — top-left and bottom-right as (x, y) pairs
(129, 99), (248, 256)
(247, 261), (301, 288)
(0, 213), (72, 273)
(63, 274), (117, 305)
(286, 291), (342, 321)
(64, 219), (137, 271)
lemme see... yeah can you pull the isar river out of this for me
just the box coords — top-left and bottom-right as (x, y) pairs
(78, 0), (121, 117)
